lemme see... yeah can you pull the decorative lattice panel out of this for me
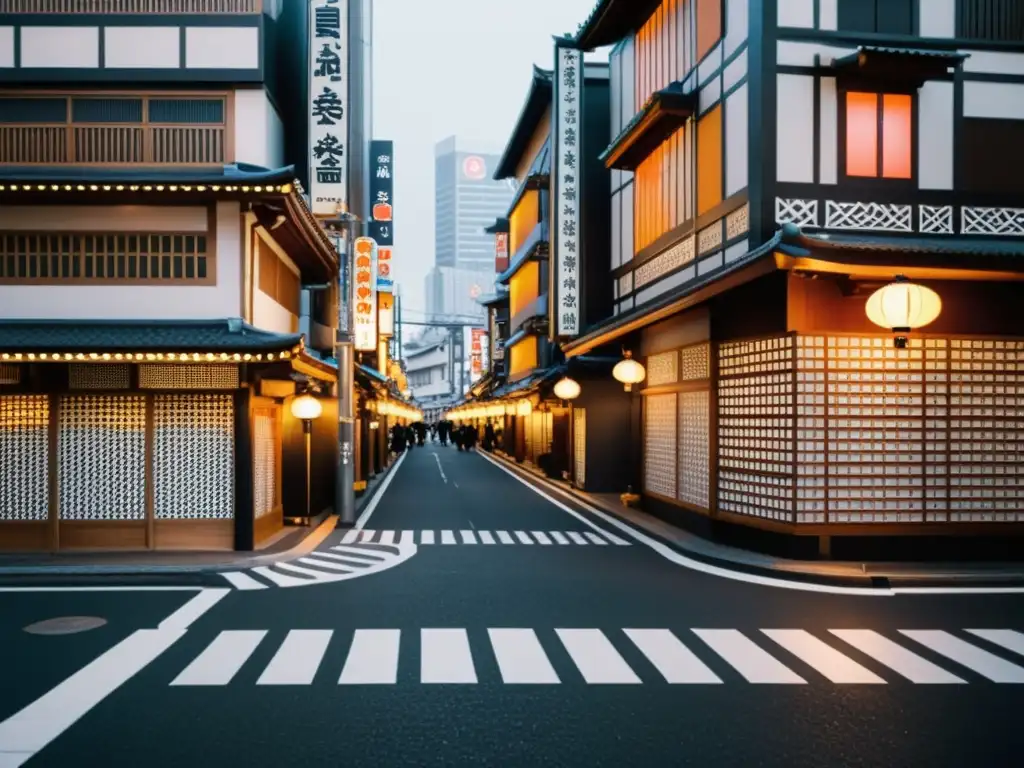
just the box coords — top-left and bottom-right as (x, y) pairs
(573, 408), (586, 488)
(153, 394), (234, 520)
(0, 363), (20, 384)
(678, 390), (710, 509)
(726, 204), (750, 239)
(0, 395), (49, 521)
(961, 206), (1024, 236)
(919, 205), (954, 235)
(139, 364), (240, 390)
(644, 393), (677, 498)
(634, 235), (695, 289)
(647, 351), (678, 387)
(717, 336), (795, 522)
(825, 201), (913, 232)
(253, 407), (278, 519)
(680, 343), (711, 381)
(697, 221), (723, 255)
(775, 198), (818, 227)
(58, 395), (146, 520)
(68, 364), (130, 390)
(795, 336), (827, 523)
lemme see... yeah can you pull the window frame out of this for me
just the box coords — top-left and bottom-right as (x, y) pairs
(836, 84), (918, 188)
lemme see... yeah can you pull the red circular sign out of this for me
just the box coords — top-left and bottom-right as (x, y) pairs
(469, 284), (482, 299)
(462, 156), (486, 180)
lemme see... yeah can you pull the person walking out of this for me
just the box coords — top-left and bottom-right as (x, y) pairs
(389, 422), (406, 455)
(464, 424), (478, 452)
(483, 421), (496, 452)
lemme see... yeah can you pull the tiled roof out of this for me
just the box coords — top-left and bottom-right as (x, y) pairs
(0, 163), (296, 185)
(574, 0), (660, 49)
(779, 225), (1024, 258)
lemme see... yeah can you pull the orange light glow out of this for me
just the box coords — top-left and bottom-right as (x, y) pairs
(845, 92), (879, 177)
(881, 94), (912, 179)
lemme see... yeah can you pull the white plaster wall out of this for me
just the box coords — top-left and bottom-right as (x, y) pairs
(186, 27), (258, 69)
(962, 52), (1024, 76)
(251, 229), (299, 335)
(725, 83), (749, 196)
(724, 0), (749, 58)
(0, 202), (241, 320)
(778, 0), (815, 28)
(776, 74), (815, 183)
(964, 81), (1024, 120)
(21, 27), (98, 68)
(0, 206), (207, 232)
(918, 81), (954, 189)
(777, 41), (856, 67)
(919, 0), (955, 37)
(104, 27), (180, 69)
(723, 49), (747, 93)
(819, 77), (838, 185)
(819, 0), (838, 30)
(0, 27), (13, 68)
(233, 89), (285, 169)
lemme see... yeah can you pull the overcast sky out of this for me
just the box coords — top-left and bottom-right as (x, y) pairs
(372, 0), (602, 323)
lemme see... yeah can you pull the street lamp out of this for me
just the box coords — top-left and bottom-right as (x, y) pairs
(553, 376), (581, 402)
(613, 350), (646, 392)
(865, 275), (942, 348)
(290, 393), (323, 527)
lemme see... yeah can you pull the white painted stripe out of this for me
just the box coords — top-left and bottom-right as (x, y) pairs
(556, 628), (641, 684)
(421, 530), (436, 545)
(328, 546), (384, 561)
(354, 449), (406, 529)
(828, 630), (965, 683)
(584, 532), (609, 545)
(340, 529), (360, 544)
(532, 531), (553, 545)
(441, 530), (456, 545)
(257, 630), (333, 685)
(514, 531), (533, 544)
(567, 532), (588, 545)
(900, 630), (1024, 683)
(488, 629), (560, 684)
(400, 530), (415, 544)
(460, 530), (477, 544)
(421, 628), (477, 683)
(624, 628), (722, 684)
(603, 530), (632, 546)
(298, 556), (354, 573)
(692, 629), (805, 684)
(339, 629), (401, 685)
(497, 530), (514, 544)
(0, 628), (185, 764)
(170, 630), (267, 686)
(220, 571), (268, 590)
(551, 532), (570, 545)
(358, 530), (376, 543)
(966, 629), (1024, 659)
(762, 629), (885, 684)
(158, 588), (230, 631)
(0, 586), (202, 593)
(307, 550), (372, 566)
(478, 530), (496, 544)
(250, 566), (311, 587)
(379, 530), (396, 545)
(275, 562), (330, 579)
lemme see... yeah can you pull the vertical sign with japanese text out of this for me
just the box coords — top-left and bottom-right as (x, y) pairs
(494, 231), (509, 274)
(309, 0), (348, 216)
(352, 237), (378, 351)
(554, 43), (582, 337)
(370, 139), (395, 292)
(471, 328), (485, 375)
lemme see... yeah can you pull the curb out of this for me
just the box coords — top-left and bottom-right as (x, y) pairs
(486, 452), (1024, 590)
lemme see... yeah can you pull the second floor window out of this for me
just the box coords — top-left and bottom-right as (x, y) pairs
(844, 92), (912, 180)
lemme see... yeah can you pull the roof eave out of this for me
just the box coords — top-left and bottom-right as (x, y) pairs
(493, 69), (554, 180)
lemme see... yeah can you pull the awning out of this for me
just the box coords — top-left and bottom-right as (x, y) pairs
(575, 0), (661, 50)
(484, 217), (510, 235)
(831, 46), (968, 85)
(600, 83), (695, 171)
(497, 225), (548, 285)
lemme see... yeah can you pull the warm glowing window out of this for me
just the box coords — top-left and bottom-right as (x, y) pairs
(509, 189), (539, 255)
(634, 126), (688, 252)
(845, 92), (912, 179)
(509, 260), (540, 318)
(696, 0), (722, 63)
(634, 0), (686, 112)
(509, 336), (539, 377)
(696, 104), (722, 216)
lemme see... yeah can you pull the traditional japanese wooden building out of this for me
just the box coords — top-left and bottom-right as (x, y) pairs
(562, 0), (1024, 556)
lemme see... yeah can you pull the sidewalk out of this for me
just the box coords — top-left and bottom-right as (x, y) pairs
(488, 451), (1024, 589)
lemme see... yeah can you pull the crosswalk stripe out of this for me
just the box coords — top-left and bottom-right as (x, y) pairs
(623, 628), (722, 684)
(298, 556), (354, 573)
(604, 531), (633, 546)
(171, 630), (266, 686)
(339, 629), (400, 685)
(828, 629), (965, 683)
(966, 629), (1024, 659)
(532, 531), (553, 545)
(276, 562), (329, 579)
(567, 532), (588, 545)
(220, 571), (267, 590)
(583, 532), (609, 545)
(441, 530), (456, 545)
(329, 546), (385, 561)
(489, 628), (560, 684)
(899, 630), (1024, 683)
(250, 566), (311, 587)
(514, 531), (533, 544)
(312, 551), (374, 566)
(497, 530), (514, 544)
(460, 530), (477, 544)
(693, 629), (805, 684)
(478, 530), (496, 544)
(421, 530), (435, 545)
(357, 530), (375, 542)
(761, 629), (885, 684)
(340, 529), (359, 544)
(400, 530), (415, 544)
(257, 630), (332, 686)
(551, 532), (570, 545)
(556, 628), (641, 684)
(379, 531), (395, 545)
(422, 628), (477, 684)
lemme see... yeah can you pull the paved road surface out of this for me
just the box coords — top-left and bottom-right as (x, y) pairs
(2, 444), (1023, 767)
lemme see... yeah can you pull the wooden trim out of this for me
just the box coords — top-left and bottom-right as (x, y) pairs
(156, 519), (233, 550)
(47, 392), (59, 552)
(774, 252), (1024, 283)
(0, 1), (262, 13)
(58, 521), (147, 549)
(0, 522), (49, 551)
(639, 380), (708, 395)
(144, 393), (155, 549)
(225, 89), (236, 164)
(207, 202), (218, 285)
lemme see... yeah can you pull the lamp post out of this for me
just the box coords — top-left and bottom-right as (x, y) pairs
(290, 392), (323, 526)
(613, 350), (646, 505)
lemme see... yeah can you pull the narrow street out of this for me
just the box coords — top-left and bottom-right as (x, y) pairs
(2, 444), (1023, 767)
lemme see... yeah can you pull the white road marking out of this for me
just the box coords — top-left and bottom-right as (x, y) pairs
(551, 532), (570, 545)
(692, 629), (806, 684)
(433, 453), (448, 484)
(421, 629), (477, 684)
(478, 530), (496, 544)
(171, 630), (267, 686)
(297, 556), (353, 573)
(219, 571), (268, 590)
(761, 629), (885, 684)
(400, 530), (415, 544)
(158, 588), (230, 631)
(340, 529), (360, 544)
(624, 628), (722, 684)
(460, 530), (477, 544)
(339, 629), (401, 685)
(497, 530), (514, 544)
(567, 532), (588, 545)
(249, 566), (311, 587)
(421, 530), (436, 545)
(354, 449), (407, 529)
(966, 629), (1024, 658)
(441, 530), (456, 545)
(829, 629), (965, 683)
(0, 586), (202, 593)
(257, 630), (332, 686)
(276, 562), (331, 579)
(899, 630), (1024, 683)
(0, 628), (186, 766)
(556, 628), (641, 684)
(532, 531), (553, 545)
(584, 532), (609, 546)
(514, 531), (533, 544)
(379, 530), (396, 545)
(489, 629), (560, 684)
(358, 530), (376, 542)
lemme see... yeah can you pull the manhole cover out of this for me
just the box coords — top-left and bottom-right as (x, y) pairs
(23, 616), (108, 636)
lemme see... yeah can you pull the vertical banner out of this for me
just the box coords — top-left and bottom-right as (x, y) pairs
(494, 231), (509, 274)
(378, 291), (395, 337)
(553, 42), (583, 337)
(309, 0), (348, 216)
(471, 328), (485, 375)
(370, 139), (395, 292)
(353, 237), (378, 351)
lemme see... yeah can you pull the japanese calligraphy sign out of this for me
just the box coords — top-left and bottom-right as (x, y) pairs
(489, 309), (504, 361)
(370, 139), (395, 292)
(309, 0), (348, 216)
(352, 236), (378, 351)
(494, 231), (509, 274)
(554, 43), (583, 337)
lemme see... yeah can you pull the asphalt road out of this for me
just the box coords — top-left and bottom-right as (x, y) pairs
(3, 443), (1024, 768)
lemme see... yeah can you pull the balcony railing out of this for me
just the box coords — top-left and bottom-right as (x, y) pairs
(0, 124), (227, 165)
(0, 0), (260, 12)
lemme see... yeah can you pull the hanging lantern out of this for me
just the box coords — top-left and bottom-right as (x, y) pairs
(612, 350), (646, 392)
(865, 276), (942, 348)
(552, 376), (582, 401)
(290, 393), (323, 422)
(516, 399), (533, 417)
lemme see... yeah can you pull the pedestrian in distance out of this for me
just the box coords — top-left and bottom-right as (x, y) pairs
(389, 423), (406, 455)
(483, 420), (496, 452)
(454, 425), (464, 451)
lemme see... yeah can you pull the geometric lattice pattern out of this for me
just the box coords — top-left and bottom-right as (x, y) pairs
(775, 198), (819, 227)
(919, 205), (954, 234)
(634, 235), (695, 289)
(643, 393), (677, 499)
(825, 200), (913, 231)
(678, 390), (709, 509)
(68, 364), (130, 390)
(58, 395), (145, 520)
(680, 343), (710, 381)
(726, 204), (750, 240)
(646, 351), (678, 387)
(573, 407), (586, 489)
(0, 395), (49, 521)
(961, 206), (1024, 236)
(697, 221), (723, 255)
(253, 407), (279, 519)
(139, 364), (240, 390)
(0, 363), (20, 384)
(153, 394), (234, 520)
